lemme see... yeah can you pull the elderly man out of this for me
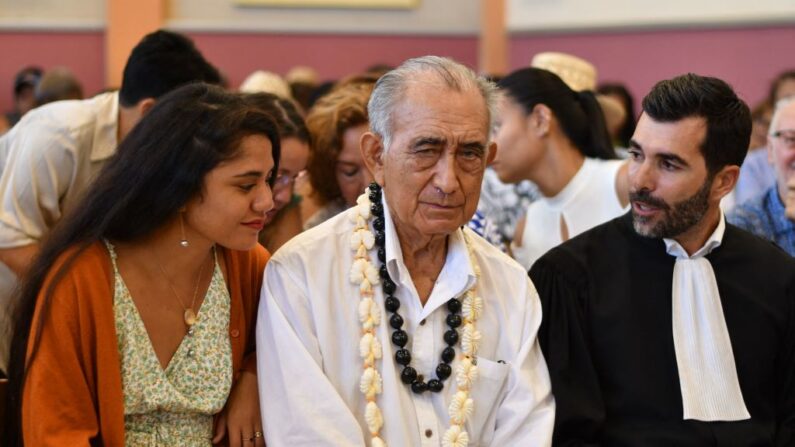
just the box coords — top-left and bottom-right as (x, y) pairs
(733, 69), (795, 206)
(729, 96), (795, 255)
(257, 56), (554, 446)
(531, 74), (795, 446)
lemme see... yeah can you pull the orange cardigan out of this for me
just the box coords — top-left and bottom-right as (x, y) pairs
(22, 242), (269, 446)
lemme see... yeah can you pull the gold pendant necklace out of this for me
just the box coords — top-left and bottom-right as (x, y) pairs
(153, 247), (213, 327)
(183, 308), (198, 326)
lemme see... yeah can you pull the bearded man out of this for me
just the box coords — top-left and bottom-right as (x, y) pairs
(530, 73), (795, 446)
(256, 56), (554, 446)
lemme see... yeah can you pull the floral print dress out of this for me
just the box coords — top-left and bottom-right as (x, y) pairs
(106, 242), (233, 446)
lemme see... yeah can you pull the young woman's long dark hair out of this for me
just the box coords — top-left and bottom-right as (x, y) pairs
(2, 82), (280, 446)
(498, 67), (616, 160)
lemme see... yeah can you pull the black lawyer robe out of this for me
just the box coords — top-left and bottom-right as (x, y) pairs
(529, 212), (795, 447)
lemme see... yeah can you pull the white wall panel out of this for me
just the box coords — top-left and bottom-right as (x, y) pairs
(0, 0), (104, 30)
(167, 0), (479, 35)
(508, 0), (795, 32)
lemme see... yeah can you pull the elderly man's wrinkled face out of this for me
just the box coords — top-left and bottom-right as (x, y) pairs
(767, 101), (795, 219)
(374, 83), (493, 239)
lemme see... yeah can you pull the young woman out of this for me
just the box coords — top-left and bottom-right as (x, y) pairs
(492, 68), (630, 269)
(4, 83), (280, 446)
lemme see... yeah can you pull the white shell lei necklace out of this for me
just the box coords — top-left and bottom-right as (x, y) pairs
(349, 184), (483, 447)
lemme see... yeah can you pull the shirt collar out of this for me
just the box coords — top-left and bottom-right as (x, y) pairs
(663, 210), (726, 259)
(380, 193), (476, 305)
(545, 158), (594, 210)
(767, 186), (795, 235)
(89, 91), (120, 162)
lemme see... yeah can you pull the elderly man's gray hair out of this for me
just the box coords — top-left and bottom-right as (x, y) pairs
(367, 55), (498, 151)
(770, 95), (795, 134)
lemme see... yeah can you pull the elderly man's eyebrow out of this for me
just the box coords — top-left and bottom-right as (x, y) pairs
(461, 141), (486, 157)
(461, 141), (486, 154)
(412, 136), (446, 148)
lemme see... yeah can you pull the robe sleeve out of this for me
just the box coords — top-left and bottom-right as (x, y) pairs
(256, 257), (365, 447)
(775, 279), (795, 446)
(529, 256), (605, 447)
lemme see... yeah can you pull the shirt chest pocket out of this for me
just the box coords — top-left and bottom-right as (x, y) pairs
(465, 356), (511, 446)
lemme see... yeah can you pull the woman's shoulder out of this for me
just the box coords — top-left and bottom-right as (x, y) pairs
(46, 241), (112, 285)
(35, 241), (115, 321)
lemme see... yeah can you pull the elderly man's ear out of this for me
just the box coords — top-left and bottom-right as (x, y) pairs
(487, 142), (497, 165)
(361, 131), (386, 185)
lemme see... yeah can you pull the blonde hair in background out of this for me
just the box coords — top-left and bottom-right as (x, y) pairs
(239, 70), (293, 101)
(305, 79), (375, 204)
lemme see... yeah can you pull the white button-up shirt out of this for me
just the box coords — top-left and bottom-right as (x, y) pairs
(257, 197), (554, 446)
(0, 91), (118, 373)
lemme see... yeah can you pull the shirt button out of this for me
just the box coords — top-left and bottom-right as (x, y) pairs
(419, 319), (426, 326)
(231, 329), (240, 337)
(425, 429), (433, 438)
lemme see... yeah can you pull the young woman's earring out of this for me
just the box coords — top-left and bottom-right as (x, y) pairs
(179, 213), (189, 248)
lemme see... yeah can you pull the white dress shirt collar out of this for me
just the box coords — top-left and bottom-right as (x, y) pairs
(382, 194), (476, 319)
(663, 209), (726, 259)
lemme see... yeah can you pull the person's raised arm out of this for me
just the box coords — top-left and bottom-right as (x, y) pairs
(0, 243), (39, 277)
(0, 121), (78, 275)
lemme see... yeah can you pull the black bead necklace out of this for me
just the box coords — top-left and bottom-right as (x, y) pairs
(368, 183), (461, 394)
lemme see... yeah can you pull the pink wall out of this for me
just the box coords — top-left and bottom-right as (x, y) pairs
(185, 32), (478, 89)
(0, 30), (476, 111)
(511, 25), (795, 114)
(0, 31), (105, 114)
(0, 25), (793, 116)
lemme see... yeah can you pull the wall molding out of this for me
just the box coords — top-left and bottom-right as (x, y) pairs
(166, 19), (477, 36)
(509, 18), (795, 36)
(0, 18), (104, 31)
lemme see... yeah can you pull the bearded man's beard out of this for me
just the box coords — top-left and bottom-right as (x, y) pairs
(630, 179), (712, 239)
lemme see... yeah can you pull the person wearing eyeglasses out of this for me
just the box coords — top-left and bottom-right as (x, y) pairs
(729, 96), (795, 256)
(733, 70), (795, 208)
(244, 93), (310, 252)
